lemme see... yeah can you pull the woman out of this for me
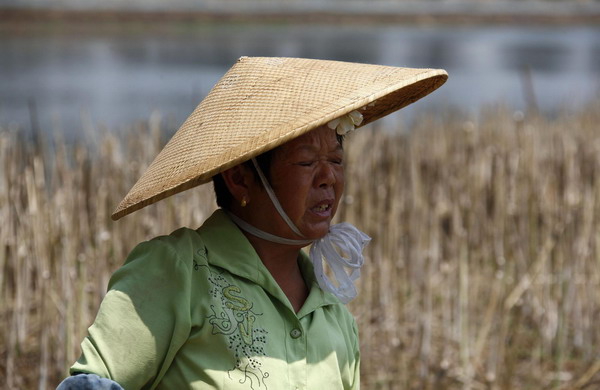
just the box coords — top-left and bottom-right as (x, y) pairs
(57, 57), (447, 389)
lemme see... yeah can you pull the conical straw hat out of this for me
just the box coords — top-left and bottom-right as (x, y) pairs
(112, 57), (447, 220)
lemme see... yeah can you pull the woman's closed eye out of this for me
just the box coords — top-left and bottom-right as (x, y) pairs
(296, 158), (342, 167)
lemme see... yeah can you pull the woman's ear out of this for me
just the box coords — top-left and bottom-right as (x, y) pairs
(221, 164), (254, 206)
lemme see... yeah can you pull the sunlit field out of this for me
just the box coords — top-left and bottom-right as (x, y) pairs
(1, 103), (600, 389)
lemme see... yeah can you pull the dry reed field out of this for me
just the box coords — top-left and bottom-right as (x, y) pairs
(1, 104), (600, 389)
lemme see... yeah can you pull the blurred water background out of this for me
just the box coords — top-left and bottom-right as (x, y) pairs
(1, 0), (599, 139)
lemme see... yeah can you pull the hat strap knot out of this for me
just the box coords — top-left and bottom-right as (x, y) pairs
(310, 222), (370, 303)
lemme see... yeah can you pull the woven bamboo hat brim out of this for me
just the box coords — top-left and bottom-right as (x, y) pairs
(112, 57), (448, 220)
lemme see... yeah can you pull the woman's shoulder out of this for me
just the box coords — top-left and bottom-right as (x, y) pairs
(118, 227), (209, 275)
(328, 299), (359, 327)
(152, 226), (206, 255)
(136, 210), (234, 265)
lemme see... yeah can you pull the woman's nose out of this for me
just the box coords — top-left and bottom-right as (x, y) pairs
(316, 162), (337, 188)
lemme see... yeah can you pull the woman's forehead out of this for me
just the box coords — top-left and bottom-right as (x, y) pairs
(278, 126), (341, 153)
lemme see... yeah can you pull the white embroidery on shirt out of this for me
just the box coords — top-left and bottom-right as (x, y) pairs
(195, 255), (270, 390)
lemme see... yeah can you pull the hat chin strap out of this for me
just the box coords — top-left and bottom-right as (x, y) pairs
(227, 212), (313, 246)
(250, 158), (307, 239)
(227, 157), (370, 304)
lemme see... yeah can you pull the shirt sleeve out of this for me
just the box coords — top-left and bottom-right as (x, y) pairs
(70, 238), (193, 390)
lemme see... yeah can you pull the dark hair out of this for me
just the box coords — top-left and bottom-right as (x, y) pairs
(212, 134), (344, 209)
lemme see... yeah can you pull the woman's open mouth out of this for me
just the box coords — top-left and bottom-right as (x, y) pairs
(311, 201), (333, 216)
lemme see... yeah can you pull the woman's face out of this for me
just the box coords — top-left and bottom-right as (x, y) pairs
(248, 125), (345, 241)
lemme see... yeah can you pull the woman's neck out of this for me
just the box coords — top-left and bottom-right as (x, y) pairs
(242, 231), (309, 313)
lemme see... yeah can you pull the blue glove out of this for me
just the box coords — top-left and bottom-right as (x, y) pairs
(56, 373), (124, 390)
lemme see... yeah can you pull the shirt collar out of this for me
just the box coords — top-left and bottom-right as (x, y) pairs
(197, 209), (340, 316)
(296, 250), (340, 317)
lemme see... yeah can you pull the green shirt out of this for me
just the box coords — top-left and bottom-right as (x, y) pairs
(71, 210), (360, 390)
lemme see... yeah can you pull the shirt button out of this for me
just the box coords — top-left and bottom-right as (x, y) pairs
(290, 328), (302, 339)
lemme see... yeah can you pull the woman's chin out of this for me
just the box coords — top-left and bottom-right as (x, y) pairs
(302, 222), (333, 241)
